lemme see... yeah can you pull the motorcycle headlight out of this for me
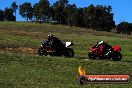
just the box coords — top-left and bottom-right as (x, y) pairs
(40, 45), (43, 47)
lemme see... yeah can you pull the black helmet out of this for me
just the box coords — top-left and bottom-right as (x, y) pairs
(48, 34), (53, 40)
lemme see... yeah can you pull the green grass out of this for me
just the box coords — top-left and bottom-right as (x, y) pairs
(0, 22), (132, 88)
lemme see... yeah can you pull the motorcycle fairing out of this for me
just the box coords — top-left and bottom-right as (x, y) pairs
(65, 42), (72, 47)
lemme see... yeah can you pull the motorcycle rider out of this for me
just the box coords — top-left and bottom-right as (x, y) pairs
(47, 34), (64, 51)
(96, 41), (112, 57)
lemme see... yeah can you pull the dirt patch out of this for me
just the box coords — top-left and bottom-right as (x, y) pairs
(1, 47), (38, 54)
(0, 29), (48, 39)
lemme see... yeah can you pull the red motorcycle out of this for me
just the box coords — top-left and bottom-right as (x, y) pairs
(88, 43), (122, 61)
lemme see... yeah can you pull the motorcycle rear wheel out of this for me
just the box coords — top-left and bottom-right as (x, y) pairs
(63, 48), (74, 58)
(111, 52), (122, 61)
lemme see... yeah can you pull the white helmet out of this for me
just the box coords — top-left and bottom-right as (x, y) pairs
(98, 41), (104, 44)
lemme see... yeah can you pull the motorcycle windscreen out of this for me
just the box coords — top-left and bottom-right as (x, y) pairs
(65, 42), (72, 47)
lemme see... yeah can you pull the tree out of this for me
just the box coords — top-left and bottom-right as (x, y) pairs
(84, 4), (95, 28)
(0, 9), (4, 21)
(39, 0), (50, 21)
(11, 2), (18, 21)
(73, 8), (84, 27)
(116, 22), (131, 35)
(33, 0), (50, 22)
(82, 4), (115, 31)
(59, 0), (68, 7)
(64, 4), (77, 26)
(53, 0), (68, 24)
(19, 2), (33, 21)
(4, 7), (15, 21)
(48, 6), (54, 19)
(33, 3), (41, 21)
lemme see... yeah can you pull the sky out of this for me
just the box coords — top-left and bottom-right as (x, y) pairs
(0, 0), (132, 24)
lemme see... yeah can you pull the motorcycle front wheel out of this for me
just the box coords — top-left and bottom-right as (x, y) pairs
(37, 48), (48, 56)
(88, 52), (97, 60)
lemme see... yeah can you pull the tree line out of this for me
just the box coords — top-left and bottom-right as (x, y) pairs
(0, 2), (18, 21)
(0, 0), (131, 34)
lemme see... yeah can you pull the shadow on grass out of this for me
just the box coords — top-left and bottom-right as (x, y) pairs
(122, 60), (132, 63)
(76, 56), (128, 62)
(76, 56), (89, 60)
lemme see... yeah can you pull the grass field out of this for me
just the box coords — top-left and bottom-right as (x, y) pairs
(0, 22), (132, 88)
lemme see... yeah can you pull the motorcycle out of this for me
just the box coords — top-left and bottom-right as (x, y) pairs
(37, 40), (74, 58)
(88, 43), (122, 61)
